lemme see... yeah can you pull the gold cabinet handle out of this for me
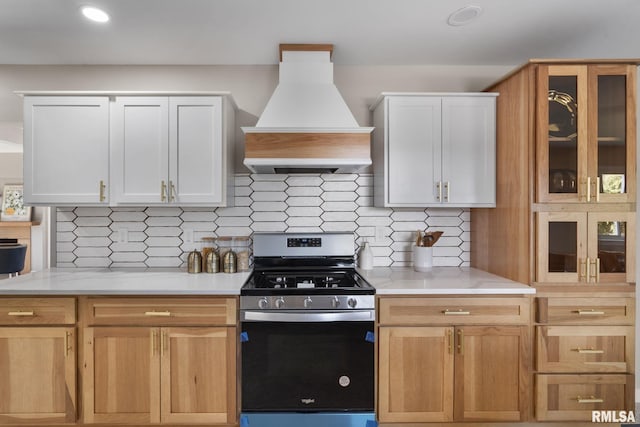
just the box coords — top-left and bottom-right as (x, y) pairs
(457, 329), (464, 354)
(576, 396), (604, 404)
(586, 176), (591, 202)
(595, 176), (600, 202)
(576, 309), (605, 316)
(589, 258), (600, 283)
(443, 309), (470, 315)
(444, 181), (450, 202)
(65, 331), (73, 357)
(169, 180), (176, 202)
(161, 330), (168, 357)
(99, 180), (106, 202)
(151, 330), (158, 356)
(8, 311), (34, 316)
(447, 329), (453, 354)
(161, 180), (167, 202)
(572, 348), (605, 354)
(144, 311), (171, 317)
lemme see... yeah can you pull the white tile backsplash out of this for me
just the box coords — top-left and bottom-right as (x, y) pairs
(57, 174), (471, 268)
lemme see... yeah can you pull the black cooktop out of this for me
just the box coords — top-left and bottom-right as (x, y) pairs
(241, 269), (375, 296)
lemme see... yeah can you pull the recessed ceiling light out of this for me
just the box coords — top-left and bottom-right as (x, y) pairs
(81, 6), (110, 23)
(447, 5), (483, 26)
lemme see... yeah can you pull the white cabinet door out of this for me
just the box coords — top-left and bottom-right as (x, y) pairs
(374, 94), (496, 208)
(442, 96), (496, 206)
(169, 97), (223, 205)
(23, 96), (109, 205)
(387, 97), (442, 206)
(111, 97), (169, 204)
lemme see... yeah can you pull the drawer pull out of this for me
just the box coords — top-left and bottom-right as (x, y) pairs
(576, 396), (604, 404)
(576, 309), (605, 316)
(573, 348), (605, 354)
(8, 311), (34, 316)
(443, 309), (470, 315)
(144, 311), (171, 317)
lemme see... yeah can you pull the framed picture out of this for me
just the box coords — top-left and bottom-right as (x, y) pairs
(1, 184), (31, 221)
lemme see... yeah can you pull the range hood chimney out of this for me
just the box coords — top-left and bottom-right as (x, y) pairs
(242, 44), (373, 174)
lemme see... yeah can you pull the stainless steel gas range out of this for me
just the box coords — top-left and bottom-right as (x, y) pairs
(240, 232), (376, 427)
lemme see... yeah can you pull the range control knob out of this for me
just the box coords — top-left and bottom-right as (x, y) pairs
(303, 297), (313, 308)
(275, 297), (285, 309)
(347, 297), (357, 308)
(258, 298), (269, 309)
(331, 296), (340, 308)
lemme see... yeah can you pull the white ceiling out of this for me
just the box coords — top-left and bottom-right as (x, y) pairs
(0, 0), (639, 66)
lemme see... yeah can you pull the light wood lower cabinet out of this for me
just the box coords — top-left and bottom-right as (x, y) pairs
(0, 297), (77, 424)
(83, 326), (236, 424)
(534, 294), (636, 421)
(377, 296), (530, 423)
(81, 297), (237, 425)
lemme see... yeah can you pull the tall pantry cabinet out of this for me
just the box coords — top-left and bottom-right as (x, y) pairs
(472, 60), (638, 421)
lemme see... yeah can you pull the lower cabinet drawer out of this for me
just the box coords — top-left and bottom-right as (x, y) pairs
(378, 296), (530, 325)
(82, 297), (237, 326)
(536, 297), (635, 325)
(536, 325), (634, 373)
(0, 297), (76, 325)
(536, 374), (634, 421)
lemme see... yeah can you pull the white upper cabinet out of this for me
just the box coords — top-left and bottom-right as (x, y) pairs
(372, 93), (497, 208)
(21, 93), (235, 207)
(23, 96), (110, 205)
(111, 96), (231, 206)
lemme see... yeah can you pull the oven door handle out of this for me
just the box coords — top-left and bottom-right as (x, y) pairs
(241, 310), (375, 322)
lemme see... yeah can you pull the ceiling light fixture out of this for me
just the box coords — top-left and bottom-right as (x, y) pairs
(81, 6), (110, 23)
(447, 5), (483, 26)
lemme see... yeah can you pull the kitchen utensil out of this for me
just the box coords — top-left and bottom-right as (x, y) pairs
(422, 231), (443, 247)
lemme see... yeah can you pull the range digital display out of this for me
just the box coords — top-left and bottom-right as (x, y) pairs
(287, 237), (322, 247)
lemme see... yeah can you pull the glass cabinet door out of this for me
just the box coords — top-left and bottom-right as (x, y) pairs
(537, 64), (636, 204)
(588, 65), (636, 203)
(587, 212), (635, 283)
(537, 212), (588, 283)
(537, 65), (588, 203)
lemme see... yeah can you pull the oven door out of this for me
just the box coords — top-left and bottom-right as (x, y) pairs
(241, 313), (374, 412)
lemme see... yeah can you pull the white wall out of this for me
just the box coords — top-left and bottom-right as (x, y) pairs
(0, 64), (513, 172)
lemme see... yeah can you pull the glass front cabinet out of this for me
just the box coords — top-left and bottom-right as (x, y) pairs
(536, 65), (636, 204)
(537, 211), (635, 283)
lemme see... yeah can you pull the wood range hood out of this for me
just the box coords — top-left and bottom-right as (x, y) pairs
(242, 44), (373, 174)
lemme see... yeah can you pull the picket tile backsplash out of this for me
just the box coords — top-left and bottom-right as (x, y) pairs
(57, 174), (471, 268)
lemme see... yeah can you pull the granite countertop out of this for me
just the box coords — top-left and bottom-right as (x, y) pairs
(358, 267), (535, 295)
(0, 268), (250, 295)
(0, 267), (533, 296)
